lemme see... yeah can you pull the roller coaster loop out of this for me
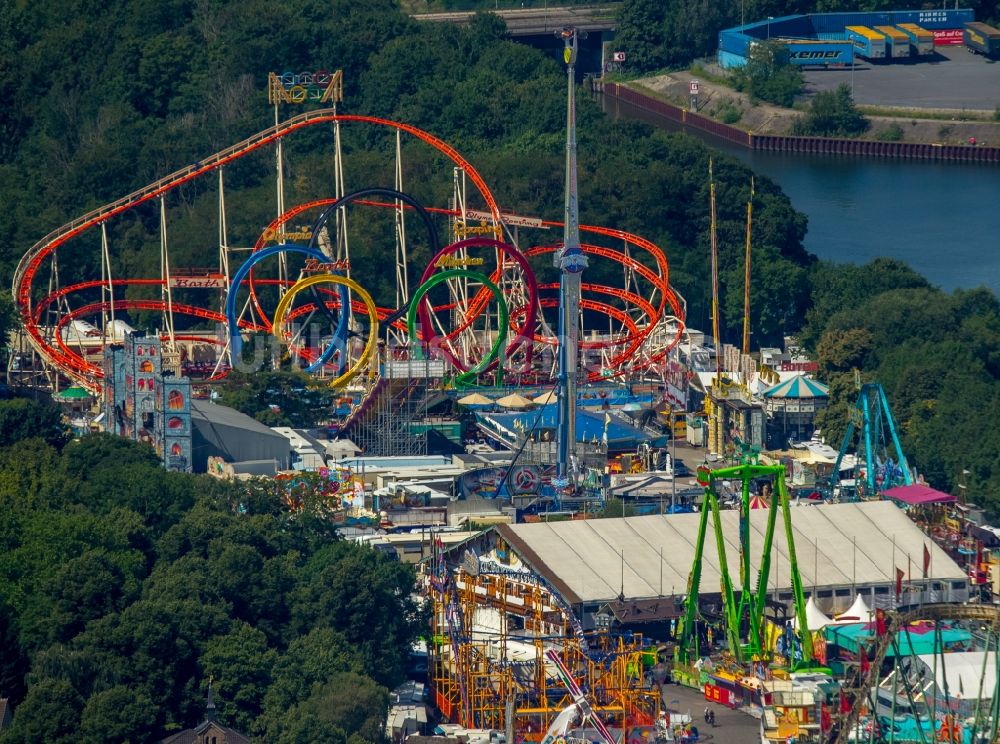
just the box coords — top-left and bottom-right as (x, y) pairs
(408, 268), (509, 388)
(272, 273), (380, 390)
(225, 243), (343, 361)
(417, 237), (538, 374)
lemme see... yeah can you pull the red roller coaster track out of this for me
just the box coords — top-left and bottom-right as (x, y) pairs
(12, 108), (685, 389)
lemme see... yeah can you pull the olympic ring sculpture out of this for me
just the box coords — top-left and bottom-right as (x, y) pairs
(272, 274), (380, 390)
(299, 187), (441, 371)
(417, 237), (538, 375)
(225, 243), (349, 372)
(407, 269), (509, 388)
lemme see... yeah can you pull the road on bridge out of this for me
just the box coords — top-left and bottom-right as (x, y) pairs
(412, 4), (618, 36)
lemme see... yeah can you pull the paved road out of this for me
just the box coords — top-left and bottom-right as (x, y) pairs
(803, 46), (1000, 110)
(660, 682), (762, 744)
(412, 5), (617, 35)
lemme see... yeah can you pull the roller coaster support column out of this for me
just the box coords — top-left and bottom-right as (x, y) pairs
(556, 27), (588, 481)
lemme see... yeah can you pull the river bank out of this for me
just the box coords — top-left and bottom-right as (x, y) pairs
(631, 60), (1000, 149)
(598, 86), (1000, 297)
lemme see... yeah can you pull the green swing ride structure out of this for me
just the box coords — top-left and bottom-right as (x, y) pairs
(676, 455), (815, 670)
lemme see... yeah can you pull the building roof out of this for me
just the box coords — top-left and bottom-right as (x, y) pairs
(495, 501), (964, 605)
(191, 399), (285, 437)
(478, 404), (659, 448)
(190, 400), (290, 472)
(161, 721), (250, 744)
(763, 374), (829, 399)
(917, 651), (996, 699)
(883, 483), (957, 505)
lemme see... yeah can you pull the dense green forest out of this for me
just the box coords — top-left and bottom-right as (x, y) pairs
(2, 0), (1000, 736)
(0, 399), (422, 743)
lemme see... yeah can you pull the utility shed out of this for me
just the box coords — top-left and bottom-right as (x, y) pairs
(488, 501), (967, 628)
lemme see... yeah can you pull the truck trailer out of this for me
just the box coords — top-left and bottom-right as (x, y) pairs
(845, 26), (887, 60)
(875, 25), (912, 59)
(895, 23), (935, 56)
(964, 21), (1000, 57)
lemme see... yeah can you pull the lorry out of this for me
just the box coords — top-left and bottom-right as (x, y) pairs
(875, 25), (912, 59)
(963, 21), (1000, 57)
(896, 23), (935, 56)
(845, 25), (887, 60)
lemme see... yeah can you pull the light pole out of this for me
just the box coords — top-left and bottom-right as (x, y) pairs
(767, 16), (773, 41)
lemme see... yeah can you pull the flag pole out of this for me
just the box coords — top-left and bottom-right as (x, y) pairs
(892, 534), (896, 607)
(852, 535), (857, 592)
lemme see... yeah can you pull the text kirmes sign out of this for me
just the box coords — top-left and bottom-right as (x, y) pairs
(268, 70), (343, 104)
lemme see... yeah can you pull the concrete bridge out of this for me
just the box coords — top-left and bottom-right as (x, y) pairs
(412, 4), (619, 37)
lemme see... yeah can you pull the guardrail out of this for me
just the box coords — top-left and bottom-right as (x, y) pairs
(602, 83), (1000, 164)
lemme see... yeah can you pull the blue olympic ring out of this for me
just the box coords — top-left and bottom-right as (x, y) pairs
(226, 243), (350, 372)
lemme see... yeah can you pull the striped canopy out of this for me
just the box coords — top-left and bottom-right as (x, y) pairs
(763, 374), (829, 399)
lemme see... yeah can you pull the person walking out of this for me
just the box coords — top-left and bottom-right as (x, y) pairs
(704, 707), (710, 725)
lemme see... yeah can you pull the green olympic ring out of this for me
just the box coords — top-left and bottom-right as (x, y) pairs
(407, 269), (509, 387)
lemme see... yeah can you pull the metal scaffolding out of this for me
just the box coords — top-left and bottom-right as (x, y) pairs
(429, 560), (660, 739)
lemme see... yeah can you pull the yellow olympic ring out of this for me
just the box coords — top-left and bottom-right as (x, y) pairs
(271, 273), (379, 390)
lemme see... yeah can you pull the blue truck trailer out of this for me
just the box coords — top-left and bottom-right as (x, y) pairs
(964, 21), (1000, 57)
(895, 23), (935, 56)
(845, 25), (887, 59)
(875, 25), (912, 58)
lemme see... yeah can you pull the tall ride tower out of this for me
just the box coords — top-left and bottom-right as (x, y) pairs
(556, 27), (588, 480)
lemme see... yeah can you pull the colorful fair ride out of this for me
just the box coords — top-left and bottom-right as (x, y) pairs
(676, 462), (815, 672)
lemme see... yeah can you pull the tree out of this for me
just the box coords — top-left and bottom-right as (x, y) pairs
(615, 0), (669, 71)
(731, 40), (804, 107)
(0, 398), (68, 449)
(0, 293), (13, 364)
(77, 685), (157, 744)
(289, 542), (424, 688)
(261, 627), (365, 719)
(199, 623), (277, 733)
(792, 83), (868, 136)
(264, 674), (388, 744)
(0, 678), (83, 744)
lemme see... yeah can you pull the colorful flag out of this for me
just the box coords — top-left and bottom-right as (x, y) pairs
(923, 543), (931, 579)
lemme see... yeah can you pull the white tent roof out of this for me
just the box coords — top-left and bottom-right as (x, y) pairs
(495, 501), (967, 605)
(916, 652), (997, 700)
(834, 593), (873, 624)
(793, 595), (833, 631)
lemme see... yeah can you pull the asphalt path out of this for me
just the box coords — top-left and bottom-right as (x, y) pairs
(802, 46), (1000, 109)
(660, 682), (762, 744)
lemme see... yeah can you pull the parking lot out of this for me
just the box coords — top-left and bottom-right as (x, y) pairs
(802, 45), (1000, 109)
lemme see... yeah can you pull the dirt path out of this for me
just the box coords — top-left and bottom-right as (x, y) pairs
(633, 69), (1000, 148)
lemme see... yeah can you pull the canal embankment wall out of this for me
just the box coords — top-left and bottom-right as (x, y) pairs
(600, 81), (1000, 164)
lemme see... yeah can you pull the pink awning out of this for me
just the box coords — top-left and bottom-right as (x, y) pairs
(883, 484), (956, 505)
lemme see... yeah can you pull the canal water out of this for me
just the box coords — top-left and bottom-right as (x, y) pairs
(602, 95), (1000, 297)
